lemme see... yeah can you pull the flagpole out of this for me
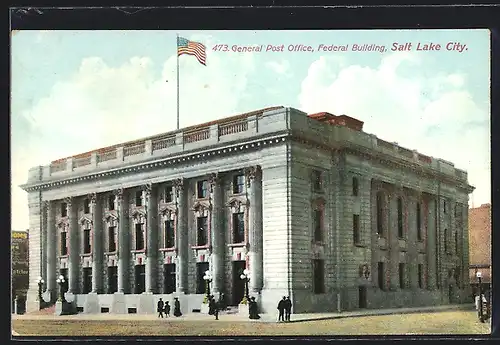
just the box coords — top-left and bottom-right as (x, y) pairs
(176, 33), (180, 131)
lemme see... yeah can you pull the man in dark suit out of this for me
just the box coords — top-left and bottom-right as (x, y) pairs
(284, 296), (292, 322)
(277, 296), (286, 322)
(157, 298), (164, 318)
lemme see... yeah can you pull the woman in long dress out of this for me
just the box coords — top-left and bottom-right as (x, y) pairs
(173, 297), (182, 317)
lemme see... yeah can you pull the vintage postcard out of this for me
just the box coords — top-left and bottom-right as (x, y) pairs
(11, 28), (491, 336)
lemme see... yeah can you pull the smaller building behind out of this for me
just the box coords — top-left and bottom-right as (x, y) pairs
(468, 204), (491, 294)
(12, 230), (29, 314)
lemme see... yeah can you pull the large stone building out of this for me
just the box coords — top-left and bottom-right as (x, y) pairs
(20, 106), (474, 314)
(468, 203), (491, 292)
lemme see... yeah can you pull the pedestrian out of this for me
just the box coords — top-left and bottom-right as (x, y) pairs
(164, 301), (171, 317)
(277, 296), (286, 322)
(208, 296), (215, 315)
(213, 298), (219, 320)
(218, 293), (227, 311)
(173, 297), (182, 317)
(249, 297), (260, 320)
(285, 296), (292, 322)
(157, 298), (164, 318)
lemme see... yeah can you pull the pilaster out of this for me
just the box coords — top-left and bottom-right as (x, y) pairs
(116, 189), (129, 293)
(426, 197), (437, 290)
(209, 173), (224, 294)
(45, 200), (57, 301)
(246, 166), (264, 293)
(67, 197), (79, 294)
(145, 183), (159, 293)
(175, 178), (188, 293)
(91, 193), (104, 293)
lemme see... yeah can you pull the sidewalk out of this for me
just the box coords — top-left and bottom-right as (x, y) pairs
(12, 304), (474, 324)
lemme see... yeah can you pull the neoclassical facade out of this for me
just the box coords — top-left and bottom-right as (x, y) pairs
(21, 106), (474, 314)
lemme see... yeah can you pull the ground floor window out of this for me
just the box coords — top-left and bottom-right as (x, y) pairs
(399, 263), (406, 289)
(83, 267), (92, 294)
(312, 259), (325, 294)
(418, 264), (424, 289)
(107, 266), (117, 294)
(163, 264), (176, 294)
(196, 262), (209, 294)
(377, 262), (384, 290)
(134, 265), (145, 294)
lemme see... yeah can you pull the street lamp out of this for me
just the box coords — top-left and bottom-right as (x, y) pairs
(56, 275), (66, 302)
(35, 276), (45, 302)
(476, 271), (484, 322)
(240, 269), (250, 305)
(203, 270), (213, 304)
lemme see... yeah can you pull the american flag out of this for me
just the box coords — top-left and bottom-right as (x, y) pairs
(177, 36), (206, 66)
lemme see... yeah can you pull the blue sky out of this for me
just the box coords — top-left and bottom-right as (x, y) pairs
(11, 30), (490, 230)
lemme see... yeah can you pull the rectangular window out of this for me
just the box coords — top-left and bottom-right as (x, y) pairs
(443, 200), (447, 214)
(418, 264), (423, 289)
(232, 212), (245, 243)
(378, 262), (384, 290)
(353, 214), (360, 244)
(397, 197), (404, 238)
(376, 193), (384, 236)
(135, 223), (145, 250)
(454, 231), (459, 253)
(108, 226), (116, 252)
(61, 203), (67, 217)
(108, 195), (115, 210)
(399, 263), (405, 289)
(164, 186), (174, 203)
(444, 228), (448, 253)
(312, 170), (322, 191)
(197, 180), (209, 199)
(232, 175), (245, 194)
(312, 259), (325, 294)
(163, 264), (176, 294)
(135, 191), (143, 207)
(83, 199), (90, 214)
(164, 220), (175, 248)
(83, 267), (92, 294)
(107, 266), (117, 294)
(313, 209), (323, 242)
(196, 262), (209, 294)
(197, 216), (208, 246)
(83, 229), (91, 254)
(416, 202), (422, 241)
(352, 177), (359, 196)
(60, 232), (68, 256)
(134, 265), (145, 294)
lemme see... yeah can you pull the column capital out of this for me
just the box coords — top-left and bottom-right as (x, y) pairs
(209, 173), (222, 191)
(143, 183), (153, 197)
(113, 188), (124, 201)
(88, 192), (97, 205)
(245, 166), (261, 187)
(173, 178), (185, 191)
(43, 200), (51, 209)
(64, 196), (73, 206)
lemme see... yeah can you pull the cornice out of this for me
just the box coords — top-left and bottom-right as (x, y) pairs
(21, 133), (290, 192)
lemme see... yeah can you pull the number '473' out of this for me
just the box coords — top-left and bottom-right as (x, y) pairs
(213, 44), (228, 52)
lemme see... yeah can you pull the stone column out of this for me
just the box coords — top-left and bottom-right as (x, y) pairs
(407, 196), (418, 289)
(461, 203), (469, 289)
(91, 193), (104, 293)
(41, 202), (47, 287)
(67, 197), (79, 294)
(247, 166), (264, 293)
(116, 189), (130, 293)
(145, 183), (158, 293)
(209, 173), (224, 294)
(426, 198), (437, 289)
(175, 178), (188, 293)
(388, 192), (399, 290)
(45, 201), (57, 301)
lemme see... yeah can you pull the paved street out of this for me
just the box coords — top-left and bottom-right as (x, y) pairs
(12, 305), (491, 336)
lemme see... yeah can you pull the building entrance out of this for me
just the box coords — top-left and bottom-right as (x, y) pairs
(232, 260), (246, 306)
(358, 286), (367, 309)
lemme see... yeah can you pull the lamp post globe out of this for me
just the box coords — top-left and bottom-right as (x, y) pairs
(56, 275), (66, 302)
(203, 270), (213, 303)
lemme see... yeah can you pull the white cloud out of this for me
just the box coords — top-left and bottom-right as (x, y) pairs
(11, 49), (256, 230)
(299, 53), (490, 207)
(265, 60), (291, 76)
